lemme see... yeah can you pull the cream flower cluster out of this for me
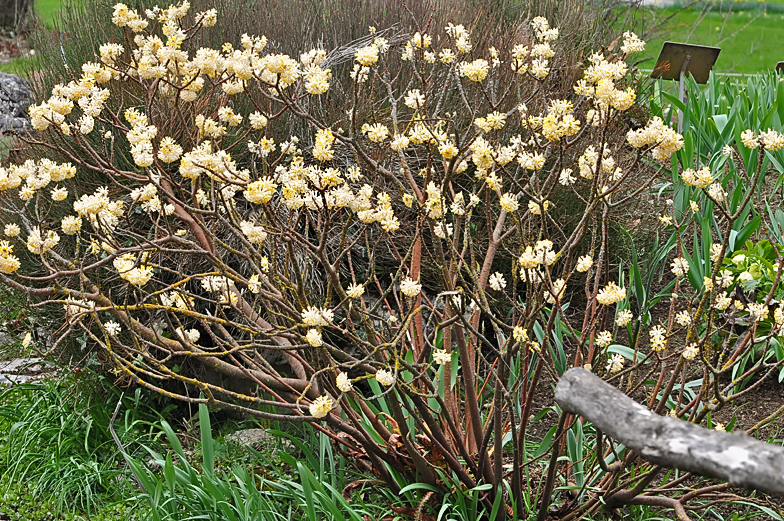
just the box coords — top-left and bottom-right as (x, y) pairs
(361, 123), (390, 143)
(0, 241), (21, 274)
(400, 277), (422, 297)
(433, 349), (452, 365)
(161, 291), (193, 310)
(596, 330), (613, 348)
(540, 100), (580, 142)
(681, 167), (712, 189)
(130, 182), (164, 213)
(313, 128), (335, 162)
(519, 240), (557, 269)
(104, 320), (122, 336)
(626, 117), (684, 161)
(181, 140), (249, 186)
(445, 23), (472, 54)
(309, 395), (333, 418)
(620, 32), (645, 54)
(576, 255), (593, 272)
(249, 156), (399, 232)
(112, 3), (149, 32)
(244, 177), (276, 204)
(25, 229), (59, 255)
(61, 216), (82, 235)
(400, 31), (432, 61)
(546, 278), (566, 304)
(0, 159), (76, 202)
(606, 353), (624, 373)
(113, 252), (154, 286)
(671, 257), (689, 277)
(304, 64), (331, 95)
(404, 89), (425, 110)
(425, 182), (446, 219)
(499, 193), (519, 213)
(375, 369), (395, 386)
(682, 343), (699, 360)
(239, 221), (267, 244)
(29, 62), (112, 133)
(459, 59), (489, 82)
(596, 281), (626, 305)
(175, 327), (200, 344)
(73, 187), (125, 231)
(649, 325), (667, 351)
(305, 329), (323, 347)
(488, 272), (506, 291)
(124, 108), (158, 168)
(474, 111), (507, 132)
(746, 302), (769, 322)
(64, 297), (95, 319)
(2, 226), (18, 239)
(577, 145), (618, 181)
(574, 52), (634, 112)
(301, 306), (334, 327)
(200, 275), (238, 305)
(616, 309), (633, 326)
(355, 44), (380, 67)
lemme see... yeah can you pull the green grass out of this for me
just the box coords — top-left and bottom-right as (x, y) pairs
(639, 4), (784, 74)
(35, 0), (69, 26)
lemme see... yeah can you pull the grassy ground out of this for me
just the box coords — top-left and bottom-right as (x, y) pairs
(639, 2), (784, 74)
(36, 0), (68, 25)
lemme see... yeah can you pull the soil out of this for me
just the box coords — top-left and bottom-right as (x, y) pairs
(516, 337), (784, 519)
(0, 26), (34, 68)
(715, 373), (784, 433)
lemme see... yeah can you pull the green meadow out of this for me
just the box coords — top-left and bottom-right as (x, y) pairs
(638, 2), (784, 75)
(36, 0), (70, 25)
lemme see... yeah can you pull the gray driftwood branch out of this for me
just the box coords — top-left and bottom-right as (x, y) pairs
(554, 368), (784, 497)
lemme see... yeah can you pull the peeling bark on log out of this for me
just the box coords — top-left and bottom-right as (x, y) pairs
(555, 368), (784, 497)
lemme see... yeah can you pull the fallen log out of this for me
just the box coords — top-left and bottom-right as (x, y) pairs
(554, 368), (784, 497)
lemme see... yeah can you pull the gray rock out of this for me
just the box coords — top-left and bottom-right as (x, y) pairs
(0, 357), (53, 373)
(0, 71), (31, 134)
(0, 373), (34, 385)
(0, 356), (56, 386)
(225, 428), (274, 446)
(225, 428), (292, 450)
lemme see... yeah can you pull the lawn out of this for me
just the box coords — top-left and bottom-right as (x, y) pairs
(638, 3), (784, 74)
(35, 0), (69, 26)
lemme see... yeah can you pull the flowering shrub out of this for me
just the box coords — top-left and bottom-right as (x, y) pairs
(1, 2), (782, 518)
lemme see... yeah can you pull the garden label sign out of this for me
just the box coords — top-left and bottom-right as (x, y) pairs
(651, 41), (720, 131)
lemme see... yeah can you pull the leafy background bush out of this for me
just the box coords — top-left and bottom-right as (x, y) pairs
(0, 0), (783, 520)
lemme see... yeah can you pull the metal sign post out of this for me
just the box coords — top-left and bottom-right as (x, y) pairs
(678, 54), (691, 131)
(651, 42), (721, 132)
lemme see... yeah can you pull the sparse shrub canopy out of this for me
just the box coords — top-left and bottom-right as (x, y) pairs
(3, 1), (784, 517)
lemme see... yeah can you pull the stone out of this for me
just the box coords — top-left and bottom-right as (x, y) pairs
(224, 428), (274, 446)
(0, 356), (56, 386)
(224, 428), (292, 450)
(0, 71), (31, 134)
(0, 357), (45, 373)
(0, 373), (34, 385)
